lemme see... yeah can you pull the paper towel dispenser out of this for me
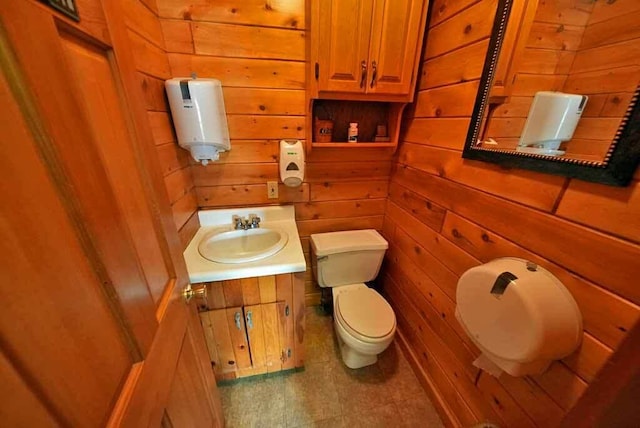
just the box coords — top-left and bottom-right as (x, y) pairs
(516, 91), (588, 156)
(165, 77), (230, 165)
(456, 258), (582, 376)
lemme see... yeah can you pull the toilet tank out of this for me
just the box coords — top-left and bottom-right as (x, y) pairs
(310, 230), (388, 288)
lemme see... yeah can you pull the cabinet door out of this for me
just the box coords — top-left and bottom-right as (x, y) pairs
(317, 0), (375, 93)
(367, 0), (425, 96)
(200, 307), (253, 379)
(245, 305), (268, 372)
(490, 0), (538, 99)
(226, 307), (253, 371)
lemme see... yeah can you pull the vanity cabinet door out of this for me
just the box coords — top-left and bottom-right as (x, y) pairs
(200, 309), (238, 378)
(244, 305), (268, 372)
(259, 303), (284, 372)
(226, 307), (253, 370)
(367, 0), (425, 96)
(316, 0), (375, 94)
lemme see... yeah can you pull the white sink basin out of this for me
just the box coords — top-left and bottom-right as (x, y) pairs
(198, 228), (289, 264)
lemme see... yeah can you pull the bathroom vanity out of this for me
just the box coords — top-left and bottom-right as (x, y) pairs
(183, 206), (307, 381)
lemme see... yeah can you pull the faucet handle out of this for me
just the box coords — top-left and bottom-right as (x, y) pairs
(250, 215), (261, 228)
(233, 215), (245, 230)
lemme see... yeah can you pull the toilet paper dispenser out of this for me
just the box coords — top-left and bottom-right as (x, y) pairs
(456, 257), (582, 377)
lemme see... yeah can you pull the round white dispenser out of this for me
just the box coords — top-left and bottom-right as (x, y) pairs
(456, 257), (582, 377)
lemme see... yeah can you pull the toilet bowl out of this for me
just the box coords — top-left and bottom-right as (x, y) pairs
(310, 230), (396, 369)
(333, 283), (396, 368)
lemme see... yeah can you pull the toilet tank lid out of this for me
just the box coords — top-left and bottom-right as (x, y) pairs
(311, 229), (388, 256)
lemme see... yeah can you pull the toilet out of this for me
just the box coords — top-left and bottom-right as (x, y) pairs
(310, 229), (396, 369)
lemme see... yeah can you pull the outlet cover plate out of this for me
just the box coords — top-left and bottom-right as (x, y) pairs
(267, 181), (278, 199)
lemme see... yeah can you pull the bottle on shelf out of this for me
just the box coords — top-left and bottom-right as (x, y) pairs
(348, 122), (358, 142)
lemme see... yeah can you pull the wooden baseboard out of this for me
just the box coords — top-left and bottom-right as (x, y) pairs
(395, 326), (460, 428)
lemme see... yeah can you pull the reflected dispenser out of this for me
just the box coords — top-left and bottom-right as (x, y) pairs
(165, 77), (230, 165)
(517, 91), (588, 156)
(279, 140), (305, 187)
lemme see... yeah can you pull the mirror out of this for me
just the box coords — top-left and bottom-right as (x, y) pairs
(463, 0), (640, 186)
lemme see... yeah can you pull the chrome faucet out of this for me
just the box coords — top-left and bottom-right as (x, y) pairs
(249, 214), (261, 229)
(233, 214), (261, 230)
(233, 215), (246, 230)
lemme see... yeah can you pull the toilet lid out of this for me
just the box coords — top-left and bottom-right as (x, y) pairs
(336, 288), (395, 338)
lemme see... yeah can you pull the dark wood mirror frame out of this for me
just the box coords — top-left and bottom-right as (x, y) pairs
(462, 0), (640, 187)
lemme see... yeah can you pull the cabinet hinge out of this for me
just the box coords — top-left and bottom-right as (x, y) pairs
(315, 62), (319, 80)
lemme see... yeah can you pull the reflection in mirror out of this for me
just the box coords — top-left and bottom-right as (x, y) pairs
(478, 0), (639, 163)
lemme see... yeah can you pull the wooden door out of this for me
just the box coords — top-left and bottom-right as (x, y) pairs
(367, 0), (425, 96)
(317, 0), (374, 94)
(0, 1), (222, 426)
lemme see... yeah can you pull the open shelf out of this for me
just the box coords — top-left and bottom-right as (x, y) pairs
(311, 142), (396, 148)
(309, 99), (405, 152)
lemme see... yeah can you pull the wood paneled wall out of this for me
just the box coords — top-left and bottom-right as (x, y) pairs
(122, 0), (199, 245)
(385, 0), (640, 426)
(157, 0), (395, 305)
(563, 0), (640, 159)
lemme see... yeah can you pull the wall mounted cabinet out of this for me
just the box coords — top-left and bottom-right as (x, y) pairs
(307, 0), (429, 152)
(311, 0), (428, 102)
(198, 273), (304, 381)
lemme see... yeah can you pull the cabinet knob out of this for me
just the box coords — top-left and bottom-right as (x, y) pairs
(234, 312), (242, 330)
(246, 310), (253, 329)
(360, 60), (367, 88)
(370, 61), (377, 88)
(182, 283), (207, 304)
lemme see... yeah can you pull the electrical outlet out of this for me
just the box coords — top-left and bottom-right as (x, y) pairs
(267, 181), (279, 199)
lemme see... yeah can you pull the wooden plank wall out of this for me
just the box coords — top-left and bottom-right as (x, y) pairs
(122, 0), (199, 246)
(562, 1), (640, 159)
(484, 0), (590, 150)
(157, 0), (395, 305)
(385, 0), (640, 426)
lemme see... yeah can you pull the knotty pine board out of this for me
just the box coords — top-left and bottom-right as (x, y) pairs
(385, 0), (640, 426)
(124, 0), (198, 234)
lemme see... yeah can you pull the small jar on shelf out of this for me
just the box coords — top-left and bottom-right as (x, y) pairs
(347, 122), (358, 142)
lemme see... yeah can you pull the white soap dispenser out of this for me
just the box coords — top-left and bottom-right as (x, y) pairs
(279, 140), (305, 187)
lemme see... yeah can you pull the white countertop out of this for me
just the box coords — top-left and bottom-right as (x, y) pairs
(183, 205), (307, 283)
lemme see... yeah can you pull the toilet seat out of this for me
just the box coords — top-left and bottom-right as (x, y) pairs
(335, 287), (395, 342)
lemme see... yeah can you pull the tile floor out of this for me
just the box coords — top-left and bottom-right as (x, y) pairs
(219, 306), (444, 428)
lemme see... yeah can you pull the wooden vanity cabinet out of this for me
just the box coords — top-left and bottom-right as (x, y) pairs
(198, 273), (305, 381)
(311, 0), (428, 101)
